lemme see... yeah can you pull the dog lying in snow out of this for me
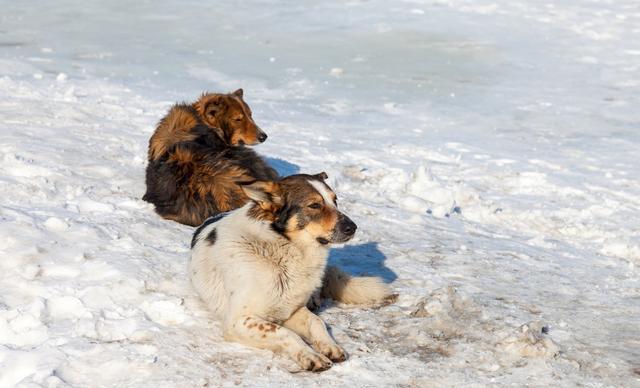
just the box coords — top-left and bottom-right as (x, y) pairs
(143, 89), (278, 226)
(189, 173), (394, 371)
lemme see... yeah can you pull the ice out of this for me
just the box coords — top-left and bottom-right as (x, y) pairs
(1, 0), (639, 386)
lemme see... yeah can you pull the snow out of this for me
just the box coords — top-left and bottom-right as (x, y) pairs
(1, 0), (639, 386)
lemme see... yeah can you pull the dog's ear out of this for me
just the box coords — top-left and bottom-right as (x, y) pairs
(194, 94), (224, 119)
(204, 96), (223, 118)
(240, 181), (282, 209)
(232, 88), (244, 98)
(314, 172), (328, 180)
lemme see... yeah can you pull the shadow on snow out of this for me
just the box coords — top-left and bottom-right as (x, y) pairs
(328, 241), (397, 283)
(266, 157), (300, 177)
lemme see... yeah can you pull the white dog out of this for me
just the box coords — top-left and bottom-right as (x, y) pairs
(189, 173), (394, 371)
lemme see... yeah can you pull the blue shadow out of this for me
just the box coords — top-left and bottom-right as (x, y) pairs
(266, 157), (300, 177)
(328, 242), (397, 283)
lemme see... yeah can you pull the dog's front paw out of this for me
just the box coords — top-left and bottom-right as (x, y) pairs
(295, 349), (332, 372)
(314, 341), (347, 363)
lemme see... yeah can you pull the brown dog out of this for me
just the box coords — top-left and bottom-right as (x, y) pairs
(148, 89), (267, 160)
(143, 89), (278, 226)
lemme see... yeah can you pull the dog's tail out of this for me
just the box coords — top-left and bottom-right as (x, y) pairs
(320, 265), (396, 306)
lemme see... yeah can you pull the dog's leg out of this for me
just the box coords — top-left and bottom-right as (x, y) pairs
(282, 306), (347, 362)
(306, 289), (323, 311)
(223, 315), (332, 372)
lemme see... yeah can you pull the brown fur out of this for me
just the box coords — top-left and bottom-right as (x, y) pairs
(279, 175), (341, 241)
(148, 105), (200, 161)
(167, 150), (252, 209)
(148, 89), (266, 162)
(193, 89), (264, 147)
(241, 173), (355, 245)
(143, 89), (277, 227)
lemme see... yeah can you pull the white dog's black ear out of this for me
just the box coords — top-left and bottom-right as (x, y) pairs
(240, 181), (282, 208)
(314, 172), (328, 180)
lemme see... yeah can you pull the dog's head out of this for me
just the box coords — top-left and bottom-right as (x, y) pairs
(193, 88), (267, 146)
(241, 173), (357, 246)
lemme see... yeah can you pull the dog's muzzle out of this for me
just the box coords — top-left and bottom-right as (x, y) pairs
(330, 214), (357, 243)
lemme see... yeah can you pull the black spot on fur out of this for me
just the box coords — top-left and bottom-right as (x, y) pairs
(271, 204), (299, 237)
(191, 213), (228, 249)
(206, 228), (217, 246)
(190, 123), (227, 149)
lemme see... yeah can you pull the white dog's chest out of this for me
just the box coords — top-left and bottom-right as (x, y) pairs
(249, 241), (327, 321)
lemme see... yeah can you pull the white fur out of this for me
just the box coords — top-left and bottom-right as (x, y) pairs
(189, 204), (344, 371)
(191, 204), (327, 322)
(321, 265), (395, 305)
(308, 179), (336, 208)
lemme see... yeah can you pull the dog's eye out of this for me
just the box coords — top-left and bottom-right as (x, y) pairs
(234, 117), (243, 122)
(308, 203), (322, 210)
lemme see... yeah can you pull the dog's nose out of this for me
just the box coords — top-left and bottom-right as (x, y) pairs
(340, 216), (357, 236)
(258, 132), (268, 143)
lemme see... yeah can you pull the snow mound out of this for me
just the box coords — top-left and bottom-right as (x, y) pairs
(373, 286), (561, 375)
(409, 286), (478, 340)
(497, 321), (560, 360)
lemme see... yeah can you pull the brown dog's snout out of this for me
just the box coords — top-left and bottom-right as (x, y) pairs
(257, 130), (267, 143)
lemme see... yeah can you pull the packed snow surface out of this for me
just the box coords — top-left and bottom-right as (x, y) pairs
(1, 0), (639, 386)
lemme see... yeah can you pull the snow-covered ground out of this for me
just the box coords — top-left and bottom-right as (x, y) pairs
(1, 0), (639, 386)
